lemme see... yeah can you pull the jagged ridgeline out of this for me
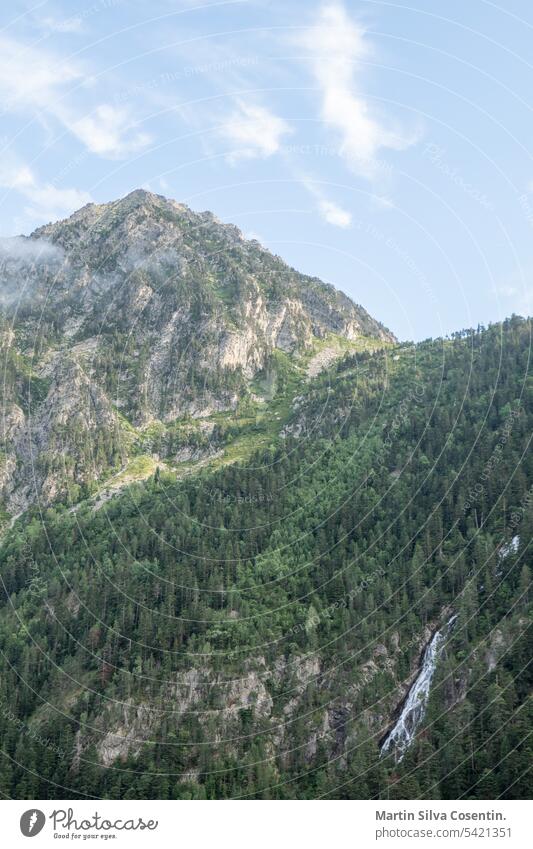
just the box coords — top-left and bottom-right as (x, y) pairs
(0, 192), (531, 801)
(0, 189), (392, 517)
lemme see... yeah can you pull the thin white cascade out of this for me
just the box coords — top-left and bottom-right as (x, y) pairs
(381, 615), (456, 762)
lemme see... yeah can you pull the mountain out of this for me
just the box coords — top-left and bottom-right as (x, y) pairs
(0, 189), (393, 517)
(0, 192), (530, 802)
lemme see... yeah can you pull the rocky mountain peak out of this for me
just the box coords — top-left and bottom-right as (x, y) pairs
(21, 189), (394, 344)
(0, 190), (395, 514)
(31, 188), (239, 259)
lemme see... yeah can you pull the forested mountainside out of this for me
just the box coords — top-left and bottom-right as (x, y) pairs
(0, 310), (530, 799)
(0, 189), (391, 518)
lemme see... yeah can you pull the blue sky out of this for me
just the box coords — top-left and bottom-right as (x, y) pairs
(0, 0), (532, 340)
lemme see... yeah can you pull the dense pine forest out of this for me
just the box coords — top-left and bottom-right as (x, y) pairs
(0, 316), (530, 799)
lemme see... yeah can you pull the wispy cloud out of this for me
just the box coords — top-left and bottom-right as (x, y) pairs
(0, 235), (65, 307)
(71, 104), (152, 158)
(220, 100), (292, 162)
(0, 235), (63, 264)
(0, 34), (151, 160)
(317, 198), (352, 228)
(0, 158), (91, 223)
(295, 2), (417, 178)
(0, 33), (79, 111)
(496, 280), (532, 318)
(298, 173), (352, 228)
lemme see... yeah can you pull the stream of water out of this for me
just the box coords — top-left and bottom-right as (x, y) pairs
(381, 615), (456, 762)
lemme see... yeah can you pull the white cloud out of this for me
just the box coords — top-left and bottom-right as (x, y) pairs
(498, 284), (518, 298)
(3, 164), (35, 190)
(0, 158), (91, 223)
(494, 261), (532, 318)
(220, 101), (292, 161)
(0, 34), (151, 160)
(0, 34), (79, 111)
(317, 199), (352, 228)
(496, 281), (532, 317)
(23, 183), (92, 222)
(0, 236), (65, 307)
(71, 104), (152, 158)
(298, 173), (352, 228)
(295, 2), (416, 177)
(245, 231), (266, 244)
(0, 235), (63, 268)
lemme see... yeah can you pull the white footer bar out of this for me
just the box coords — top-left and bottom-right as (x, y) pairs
(1, 799), (530, 847)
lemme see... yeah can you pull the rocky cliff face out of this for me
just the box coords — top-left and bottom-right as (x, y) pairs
(0, 189), (393, 517)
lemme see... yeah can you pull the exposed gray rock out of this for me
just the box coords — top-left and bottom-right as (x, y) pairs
(0, 189), (394, 517)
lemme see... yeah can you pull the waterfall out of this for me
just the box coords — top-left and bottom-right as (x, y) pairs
(381, 615), (456, 762)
